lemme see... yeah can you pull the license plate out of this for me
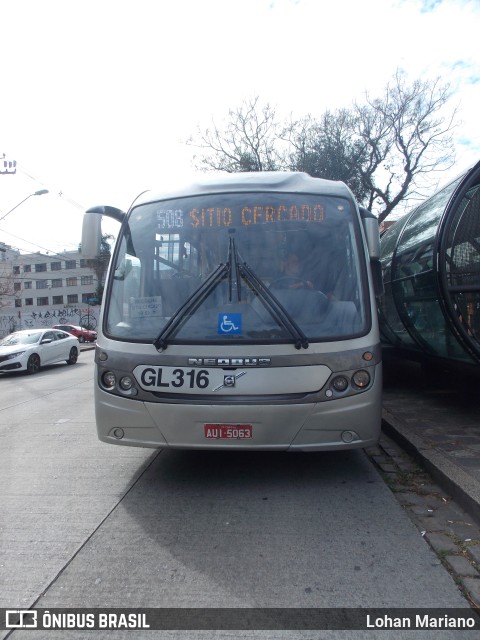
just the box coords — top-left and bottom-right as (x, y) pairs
(204, 424), (252, 439)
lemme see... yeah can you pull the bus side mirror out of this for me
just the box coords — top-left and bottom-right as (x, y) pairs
(359, 207), (383, 297)
(362, 216), (381, 261)
(81, 211), (102, 259)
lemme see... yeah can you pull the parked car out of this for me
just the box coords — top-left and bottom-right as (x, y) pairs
(0, 329), (79, 375)
(52, 324), (97, 343)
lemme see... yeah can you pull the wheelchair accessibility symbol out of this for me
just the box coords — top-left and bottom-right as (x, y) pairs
(218, 313), (242, 335)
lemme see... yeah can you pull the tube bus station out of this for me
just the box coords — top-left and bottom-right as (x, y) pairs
(379, 160), (480, 375)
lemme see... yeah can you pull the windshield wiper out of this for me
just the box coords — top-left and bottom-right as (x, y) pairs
(228, 231), (242, 303)
(229, 235), (308, 349)
(154, 234), (309, 351)
(237, 257), (309, 350)
(154, 262), (229, 351)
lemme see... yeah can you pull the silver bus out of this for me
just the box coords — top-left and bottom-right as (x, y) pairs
(82, 172), (382, 450)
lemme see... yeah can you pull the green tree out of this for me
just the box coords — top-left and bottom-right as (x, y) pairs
(284, 110), (370, 203)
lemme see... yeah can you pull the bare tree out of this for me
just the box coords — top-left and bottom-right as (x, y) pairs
(0, 267), (14, 310)
(188, 96), (287, 172)
(188, 71), (458, 221)
(352, 71), (458, 222)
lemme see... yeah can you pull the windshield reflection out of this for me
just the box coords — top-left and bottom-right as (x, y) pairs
(0, 332), (42, 347)
(106, 192), (368, 344)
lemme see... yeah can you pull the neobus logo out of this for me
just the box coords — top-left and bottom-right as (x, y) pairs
(187, 357), (271, 367)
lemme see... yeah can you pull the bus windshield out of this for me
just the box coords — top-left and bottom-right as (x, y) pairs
(105, 191), (369, 345)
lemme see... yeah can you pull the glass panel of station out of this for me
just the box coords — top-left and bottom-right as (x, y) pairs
(379, 163), (480, 367)
(443, 183), (480, 359)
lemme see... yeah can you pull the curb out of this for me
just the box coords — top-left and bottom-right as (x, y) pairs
(382, 407), (480, 526)
(80, 344), (96, 352)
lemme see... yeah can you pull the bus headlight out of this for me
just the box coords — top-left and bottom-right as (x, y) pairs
(332, 375), (349, 392)
(352, 369), (370, 389)
(102, 371), (116, 389)
(119, 376), (134, 391)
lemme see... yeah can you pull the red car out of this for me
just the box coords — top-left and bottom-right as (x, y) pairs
(52, 324), (97, 343)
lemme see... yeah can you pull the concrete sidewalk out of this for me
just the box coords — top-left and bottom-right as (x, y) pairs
(373, 354), (480, 607)
(381, 353), (480, 525)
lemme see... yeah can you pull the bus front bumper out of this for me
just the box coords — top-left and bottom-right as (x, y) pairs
(94, 380), (382, 452)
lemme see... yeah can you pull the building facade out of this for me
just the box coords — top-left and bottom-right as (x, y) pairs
(0, 244), (102, 337)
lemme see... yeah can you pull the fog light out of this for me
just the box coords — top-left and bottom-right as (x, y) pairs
(119, 376), (133, 390)
(113, 428), (124, 439)
(332, 375), (349, 392)
(102, 371), (116, 389)
(352, 369), (370, 388)
(341, 430), (355, 443)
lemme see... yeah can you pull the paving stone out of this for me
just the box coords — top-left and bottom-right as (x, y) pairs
(466, 544), (480, 564)
(438, 503), (473, 521)
(460, 577), (480, 607)
(377, 462), (397, 473)
(424, 532), (458, 553)
(415, 515), (461, 533)
(447, 521), (480, 542)
(364, 446), (382, 456)
(390, 483), (413, 493)
(394, 492), (440, 508)
(411, 484), (442, 496)
(444, 555), (479, 578)
(379, 442), (405, 457)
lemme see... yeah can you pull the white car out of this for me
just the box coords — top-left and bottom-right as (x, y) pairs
(0, 329), (79, 375)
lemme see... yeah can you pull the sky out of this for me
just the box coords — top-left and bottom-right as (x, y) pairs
(0, 0), (479, 255)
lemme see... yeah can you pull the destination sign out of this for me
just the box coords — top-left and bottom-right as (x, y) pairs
(150, 195), (349, 231)
(188, 203), (326, 228)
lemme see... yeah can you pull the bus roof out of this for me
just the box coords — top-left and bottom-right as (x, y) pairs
(130, 172), (354, 208)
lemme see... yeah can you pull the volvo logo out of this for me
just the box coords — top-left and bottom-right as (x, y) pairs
(188, 357), (271, 367)
(212, 371), (247, 392)
(224, 375), (236, 387)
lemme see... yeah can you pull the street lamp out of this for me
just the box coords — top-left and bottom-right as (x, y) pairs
(0, 189), (49, 223)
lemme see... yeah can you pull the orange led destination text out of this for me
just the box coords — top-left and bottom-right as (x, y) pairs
(188, 203), (325, 228)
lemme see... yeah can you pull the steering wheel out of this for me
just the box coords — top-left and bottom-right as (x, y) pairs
(270, 276), (311, 290)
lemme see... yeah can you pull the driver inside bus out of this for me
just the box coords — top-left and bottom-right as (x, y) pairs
(279, 252), (314, 289)
(276, 250), (340, 302)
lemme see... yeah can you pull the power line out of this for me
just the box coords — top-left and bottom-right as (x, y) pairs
(16, 163), (86, 210)
(0, 227), (81, 259)
(0, 160), (88, 256)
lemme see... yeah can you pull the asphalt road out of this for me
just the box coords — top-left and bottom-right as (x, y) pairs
(0, 350), (477, 639)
